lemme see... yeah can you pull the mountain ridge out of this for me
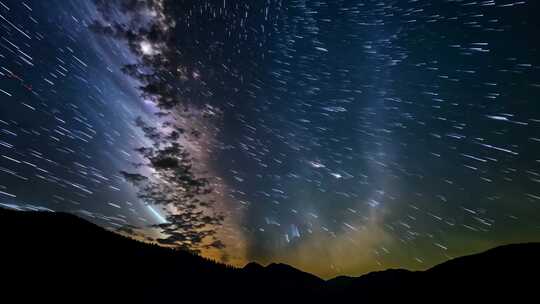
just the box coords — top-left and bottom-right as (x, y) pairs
(1, 207), (538, 302)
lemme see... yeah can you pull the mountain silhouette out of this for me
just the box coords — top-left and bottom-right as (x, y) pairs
(1, 207), (538, 302)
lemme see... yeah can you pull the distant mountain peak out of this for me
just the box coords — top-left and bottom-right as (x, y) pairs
(2, 207), (539, 302)
(243, 262), (264, 271)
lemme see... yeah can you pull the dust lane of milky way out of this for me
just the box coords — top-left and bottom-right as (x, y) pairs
(0, 0), (539, 279)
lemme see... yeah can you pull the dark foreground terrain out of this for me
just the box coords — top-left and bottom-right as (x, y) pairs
(1, 207), (538, 302)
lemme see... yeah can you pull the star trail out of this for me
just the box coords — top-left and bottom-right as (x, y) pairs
(1, 0), (539, 278)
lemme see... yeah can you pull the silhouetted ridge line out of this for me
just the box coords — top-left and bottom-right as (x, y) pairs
(1, 207), (538, 302)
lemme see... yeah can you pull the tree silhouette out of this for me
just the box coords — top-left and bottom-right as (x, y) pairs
(122, 117), (223, 253)
(91, 0), (225, 253)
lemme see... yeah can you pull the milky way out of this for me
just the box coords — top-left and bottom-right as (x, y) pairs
(1, 0), (539, 278)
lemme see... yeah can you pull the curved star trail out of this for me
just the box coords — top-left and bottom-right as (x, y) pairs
(0, 0), (539, 278)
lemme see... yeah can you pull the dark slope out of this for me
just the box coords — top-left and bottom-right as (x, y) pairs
(1, 208), (539, 302)
(328, 242), (540, 301)
(0, 207), (324, 302)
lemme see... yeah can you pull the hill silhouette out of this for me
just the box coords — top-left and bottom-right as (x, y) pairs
(1, 207), (538, 302)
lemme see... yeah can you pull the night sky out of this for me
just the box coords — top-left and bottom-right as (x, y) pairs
(1, 0), (540, 279)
